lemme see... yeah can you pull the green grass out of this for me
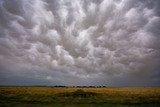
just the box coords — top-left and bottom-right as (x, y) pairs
(0, 86), (160, 107)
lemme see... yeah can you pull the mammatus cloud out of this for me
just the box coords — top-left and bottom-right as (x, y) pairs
(0, 0), (160, 86)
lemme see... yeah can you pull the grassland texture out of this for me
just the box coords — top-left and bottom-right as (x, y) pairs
(0, 87), (160, 106)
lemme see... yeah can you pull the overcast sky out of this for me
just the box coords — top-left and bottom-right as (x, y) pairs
(0, 0), (160, 86)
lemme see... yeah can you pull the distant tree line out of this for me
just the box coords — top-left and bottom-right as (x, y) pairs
(53, 86), (107, 88)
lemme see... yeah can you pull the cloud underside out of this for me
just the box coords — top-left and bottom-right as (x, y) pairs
(0, 0), (160, 86)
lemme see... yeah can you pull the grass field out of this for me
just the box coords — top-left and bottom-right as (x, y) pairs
(0, 86), (160, 107)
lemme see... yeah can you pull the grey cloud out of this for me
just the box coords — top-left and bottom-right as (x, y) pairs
(0, 0), (160, 86)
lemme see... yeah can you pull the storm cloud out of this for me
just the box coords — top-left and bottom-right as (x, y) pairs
(0, 0), (160, 86)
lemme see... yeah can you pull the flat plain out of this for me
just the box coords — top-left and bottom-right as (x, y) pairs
(0, 86), (160, 107)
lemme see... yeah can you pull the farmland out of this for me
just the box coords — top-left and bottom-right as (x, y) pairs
(0, 86), (160, 107)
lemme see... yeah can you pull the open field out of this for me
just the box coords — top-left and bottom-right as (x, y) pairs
(0, 86), (160, 107)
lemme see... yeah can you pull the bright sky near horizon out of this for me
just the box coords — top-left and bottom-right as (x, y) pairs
(0, 0), (160, 86)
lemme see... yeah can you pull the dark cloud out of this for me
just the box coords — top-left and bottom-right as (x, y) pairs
(0, 0), (160, 86)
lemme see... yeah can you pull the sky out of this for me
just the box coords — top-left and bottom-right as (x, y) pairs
(0, 0), (160, 86)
